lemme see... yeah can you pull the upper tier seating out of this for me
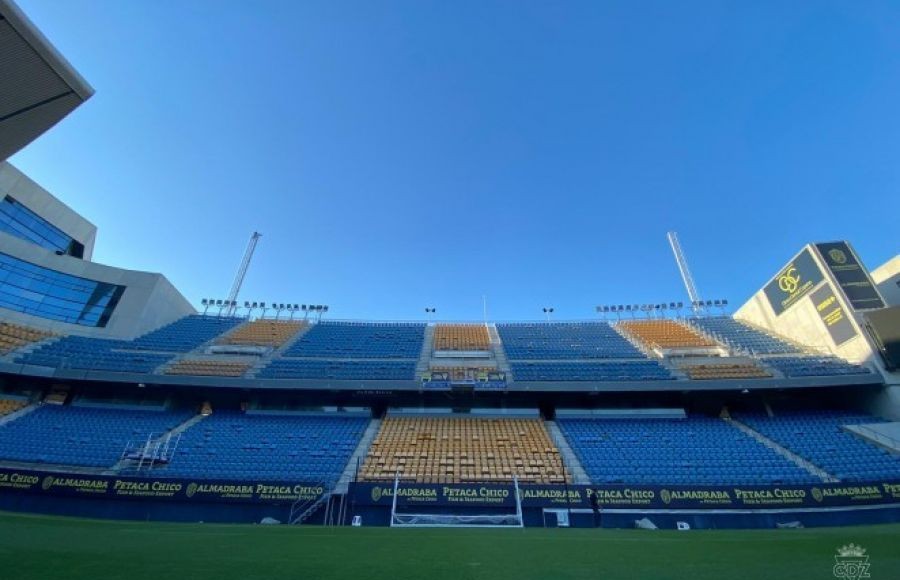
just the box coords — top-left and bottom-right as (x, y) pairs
(688, 317), (800, 354)
(618, 319), (717, 350)
(0, 322), (52, 354)
(511, 361), (673, 382)
(257, 359), (416, 380)
(220, 320), (306, 347)
(0, 404), (193, 467)
(558, 416), (818, 485)
(761, 356), (871, 378)
(735, 411), (900, 482)
(433, 324), (491, 351)
(360, 416), (568, 484)
(282, 322), (425, 359)
(0, 398), (27, 417)
(497, 322), (644, 360)
(157, 411), (368, 482)
(120, 315), (243, 352)
(165, 359), (250, 377)
(17, 336), (174, 373)
(683, 362), (772, 380)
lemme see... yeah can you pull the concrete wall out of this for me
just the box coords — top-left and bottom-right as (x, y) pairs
(0, 230), (194, 338)
(872, 255), (900, 307)
(0, 162), (97, 259)
(736, 243), (898, 393)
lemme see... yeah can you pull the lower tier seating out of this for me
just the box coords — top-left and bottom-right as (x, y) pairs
(557, 416), (818, 485)
(761, 356), (871, 378)
(0, 322), (52, 354)
(360, 416), (569, 484)
(257, 359), (416, 380)
(683, 362), (772, 380)
(165, 359), (251, 377)
(0, 405), (193, 467)
(158, 411), (368, 482)
(510, 361), (673, 382)
(735, 411), (900, 482)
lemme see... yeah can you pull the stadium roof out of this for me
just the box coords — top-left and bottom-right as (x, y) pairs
(0, 0), (94, 161)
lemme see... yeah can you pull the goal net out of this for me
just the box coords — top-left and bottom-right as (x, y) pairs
(389, 476), (524, 528)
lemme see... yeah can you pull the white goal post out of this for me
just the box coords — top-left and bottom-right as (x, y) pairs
(389, 475), (525, 528)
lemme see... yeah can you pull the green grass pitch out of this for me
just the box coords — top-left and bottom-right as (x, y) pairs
(0, 512), (898, 580)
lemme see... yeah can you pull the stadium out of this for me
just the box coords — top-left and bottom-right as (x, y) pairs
(0, 1), (899, 578)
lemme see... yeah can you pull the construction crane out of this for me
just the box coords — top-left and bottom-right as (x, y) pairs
(225, 232), (261, 316)
(667, 231), (703, 313)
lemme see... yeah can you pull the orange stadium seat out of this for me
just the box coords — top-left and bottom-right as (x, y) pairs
(433, 324), (491, 351)
(0, 398), (27, 417)
(166, 359), (251, 377)
(0, 322), (53, 354)
(360, 416), (569, 484)
(619, 319), (718, 350)
(220, 320), (306, 347)
(683, 362), (772, 380)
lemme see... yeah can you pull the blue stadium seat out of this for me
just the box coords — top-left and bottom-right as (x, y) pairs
(558, 416), (818, 485)
(734, 411), (900, 481)
(511, 361), (673, 381)
(282, 322), (425, 359)
(760, 356), (871, 378)
(0, 405), (193, 467)
(687, 317), (800, 354)
(258, 359), (415, 380)
(497, 322), (645, 360)
(154, 411), (367, 483)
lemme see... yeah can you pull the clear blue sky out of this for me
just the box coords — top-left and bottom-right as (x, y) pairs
(10, 0), (900, 321)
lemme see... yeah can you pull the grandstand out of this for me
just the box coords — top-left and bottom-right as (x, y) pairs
(360, 415), (568, 484)
(0, 0), (897, 532)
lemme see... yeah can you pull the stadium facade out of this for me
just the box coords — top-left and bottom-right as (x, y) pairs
(0, 0), (898, 529)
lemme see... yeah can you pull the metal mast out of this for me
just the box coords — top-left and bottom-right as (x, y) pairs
(225, 231), (261, 316)
(667, 231), (702, 312)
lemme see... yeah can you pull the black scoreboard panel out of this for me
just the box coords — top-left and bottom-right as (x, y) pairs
(815, 241), (886, 311)
(764, 248), (824, 316)
(865, 306), (900, 371)
(810, 284), (857, 346)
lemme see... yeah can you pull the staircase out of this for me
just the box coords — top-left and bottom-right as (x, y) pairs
(415, 325), (435, 378)
(545, 420), (591, 484)
(0, 402), (38, 427)
(724, 414), (838, 483)
(245, 323), (314, 378)
(333, 418), (381, 494)
(289, 486), (331, 525)
(487, 325), (511, 376)
(1, 335), (60, 363)
(112, 413), (207, 472)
